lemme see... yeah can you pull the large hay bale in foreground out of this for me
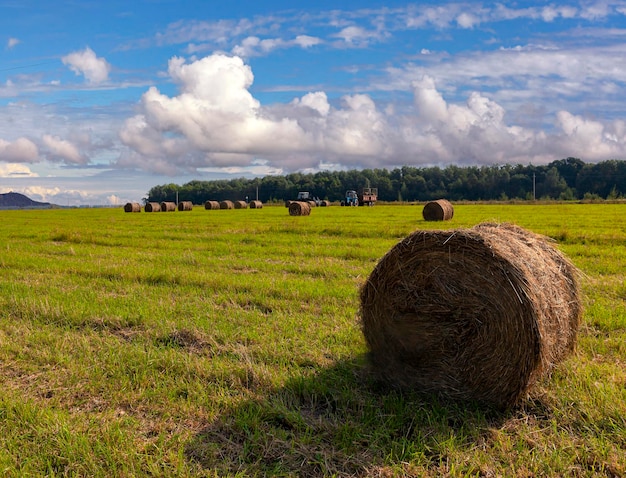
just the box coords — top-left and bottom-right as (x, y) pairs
(204, 200), (220, 210)
(288, 201), (311, 216)
(178, 201), (193, 211)
(160, 201), (177, 212)
(234, 200), (248, 209)
(422, 199), (454, 221)
(145, 202), (161, 212)
(249, 200), (263, 209)
(360, 222), (582, 409)
(124, 202), (141, 213)
(220, 200), (234, 210)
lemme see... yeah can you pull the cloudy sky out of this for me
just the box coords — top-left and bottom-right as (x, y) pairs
(2, 0), (626, 205)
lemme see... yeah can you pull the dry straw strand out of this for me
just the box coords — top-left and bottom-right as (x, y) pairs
(422, 199), (454, 221)
(359, 222), (582, 409)
(145, 202), (161, 212)
(288, 201), (311, 216)
(124, 202), (141, 213)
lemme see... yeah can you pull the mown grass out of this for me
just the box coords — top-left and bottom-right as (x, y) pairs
(0, 203), (624, 477)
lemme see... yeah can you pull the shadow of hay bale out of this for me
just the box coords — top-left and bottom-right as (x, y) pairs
(184, 357), (520, 477)
(360, 222), (582, 409)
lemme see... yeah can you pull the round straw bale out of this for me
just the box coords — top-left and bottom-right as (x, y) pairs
(288, 201), (311, 216)
(178, 201), (193, 211)
(124, 202), (141, 213)
(307, 200), (317, 207)
(204, 200), (220, 210)
(249, 200), (263, 209)
(145, 202), (161, 212)
(234, 200), (248, 209)
(219, 200), (234, 210)
(359, 222), (582, 409)
(160, 201), (177, 212)
(320, 200), (331, 207)
(422, 199), (454, 221)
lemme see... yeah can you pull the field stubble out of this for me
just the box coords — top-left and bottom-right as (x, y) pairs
(0, 203), (624, 477)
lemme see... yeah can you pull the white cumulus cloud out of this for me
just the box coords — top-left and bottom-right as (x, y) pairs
(62, 47), (111, 84)
(117, 52), (626, 175)
(0, 163), (38, 178)
(42, 134), (84, 164)
(0, 137), (39, 163)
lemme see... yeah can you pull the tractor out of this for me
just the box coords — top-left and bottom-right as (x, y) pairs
(340, 188), (378, 206)
(341, 190), (359, 206)
(289, 191), (321, 206)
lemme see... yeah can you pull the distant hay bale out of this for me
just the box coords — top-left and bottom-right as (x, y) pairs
(249, 200), (263, 209)
(320, 200), (331, 207)
(145, 202), (161, 212)
(307, 200), (317, 207)
(124, 202), (141, 213)
(288, 201), (311, 216)
(220, 200), (234, 210)
(160, 201), (177, 212)
(234, 200), (248, 209)
(178, 201), (193, 211)
(204, 200), (220, 210)
(422, 199), (454, 221)
(360, 222), (582, 409)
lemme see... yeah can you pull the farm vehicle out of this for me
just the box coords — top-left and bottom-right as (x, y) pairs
(340, 187), (378, 206)
(286, 191), (321, 207)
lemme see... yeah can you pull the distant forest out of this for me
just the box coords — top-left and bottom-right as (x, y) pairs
(146, 157), (626, 204)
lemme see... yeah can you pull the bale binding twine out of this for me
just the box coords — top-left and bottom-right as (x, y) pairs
(359, 222), (582, 408)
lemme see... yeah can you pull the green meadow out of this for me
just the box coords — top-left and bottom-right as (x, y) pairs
(0, 203), (624, 477)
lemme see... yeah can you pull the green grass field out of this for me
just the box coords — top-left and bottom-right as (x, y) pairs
(0, 203), (624, 477)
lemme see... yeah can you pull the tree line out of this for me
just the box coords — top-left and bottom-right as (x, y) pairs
(146, 158), (626, 204)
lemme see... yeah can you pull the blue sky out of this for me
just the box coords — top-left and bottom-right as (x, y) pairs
(2, 1), (626, 205)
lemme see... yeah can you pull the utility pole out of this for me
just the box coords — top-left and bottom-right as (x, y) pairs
(533, 173), (536, 200)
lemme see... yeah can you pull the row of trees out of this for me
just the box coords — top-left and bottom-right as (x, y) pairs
(146, 158), (626, 204)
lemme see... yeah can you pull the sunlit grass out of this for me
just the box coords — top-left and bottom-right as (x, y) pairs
(0, 203), (625, 476)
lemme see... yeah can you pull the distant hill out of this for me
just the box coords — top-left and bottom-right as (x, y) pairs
(0, 192), (51, 209)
